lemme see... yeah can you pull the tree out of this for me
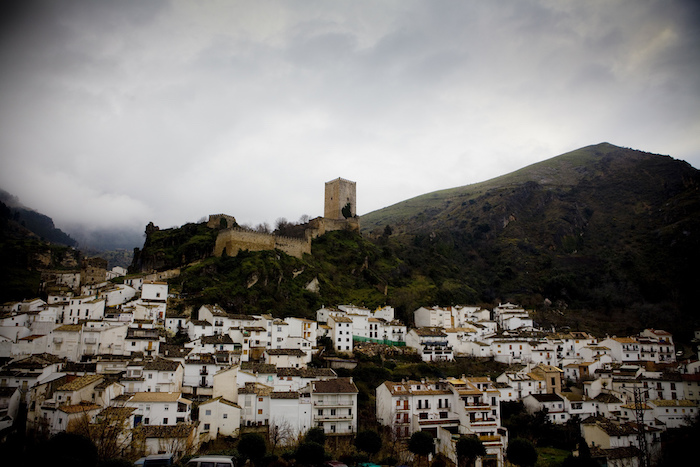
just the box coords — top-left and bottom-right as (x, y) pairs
(238, 432), (267, 467)
(41, 432), (99, 467)
(269, 418), (295, 454)
(506, 438), (538, 467)
(408, 431), (434, 467)
(66, 408), (134, 462)
(304, 427), (326, 446)
(342, 202), (353, 219)
(455, 435), (486, 467)
(295, 441), (325, 467)
(354, 430), (382, 459)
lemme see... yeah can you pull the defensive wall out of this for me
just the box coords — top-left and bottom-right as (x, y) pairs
(207, 214), (237, 229)
(213, 228), (311, 259)
(305, 216), (360, 238)
(212, 217), (360, 260)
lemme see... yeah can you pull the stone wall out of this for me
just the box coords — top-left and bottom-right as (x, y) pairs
(213, 228), (311, 259)
(306, 216), (360, 239)
(207, 214), (237, 229)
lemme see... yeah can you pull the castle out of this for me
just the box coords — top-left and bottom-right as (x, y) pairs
(212, 178), (359, 259)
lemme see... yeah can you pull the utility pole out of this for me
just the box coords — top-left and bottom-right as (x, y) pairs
(623, 384), (650, 467)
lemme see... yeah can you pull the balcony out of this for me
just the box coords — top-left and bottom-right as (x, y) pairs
(316, 414), (353, 421)
(314, 400), (353, 407)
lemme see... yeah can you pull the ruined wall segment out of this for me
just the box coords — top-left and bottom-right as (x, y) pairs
(213, 228), (310, 259)
(207, 214), (237, 229)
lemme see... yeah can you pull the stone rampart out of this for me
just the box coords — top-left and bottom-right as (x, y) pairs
(306, 216), (360, 239)
(207, 214), (237, 229)
(214, 228), (311, 259)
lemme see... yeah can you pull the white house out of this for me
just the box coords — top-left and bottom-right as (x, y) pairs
(406, 328), (454, 362)
(310, 377), (358, 436)
(198, 397), (242, 441)
(328, 314), (353, 353)
(126, 392), (192, 426)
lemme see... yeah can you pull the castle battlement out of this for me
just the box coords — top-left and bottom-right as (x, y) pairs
(212, 178), (359, 259)
(213, 227), (311, 259)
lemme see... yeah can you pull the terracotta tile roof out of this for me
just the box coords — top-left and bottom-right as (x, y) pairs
(240, 362), (277, 374)
(129, 392), (186, 403)
(238, 382), (273, 396)
(54, 324), (83, 332)
(267, 349), (306, 357)
(141, 357), (180, 372)
(271, 391), (300, 399)
(330, 315), (353, 323)
(312, 377), (358, 394)
(59, 401), (102, 413)
(414, 327), (447, 337)
(200, 396), (241, 408)
(18, 334), (45, 341)
(139, 423), (197, 439)
(201, 334), (234, 345)
(648, 399), (696, 407)
(529, 393), (564, 403)
(594, 393), (622, 404)
(276, 367), (336, 378)
(99, 406), (136, 418)
(57, 374), (103, 391)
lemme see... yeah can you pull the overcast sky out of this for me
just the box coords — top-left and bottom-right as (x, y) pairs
(1, 1), (699, 238)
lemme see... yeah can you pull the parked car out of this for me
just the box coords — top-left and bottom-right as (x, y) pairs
(324, 461), (348, 467)
(186, 455), (236, 467)
(142, 454), (174, 466)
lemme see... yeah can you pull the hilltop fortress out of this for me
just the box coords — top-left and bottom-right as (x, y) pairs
(212, 178), (360, 259)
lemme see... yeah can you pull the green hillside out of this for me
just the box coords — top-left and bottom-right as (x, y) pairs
(131, 143), (700, 338)
(361, 143), (700, 337)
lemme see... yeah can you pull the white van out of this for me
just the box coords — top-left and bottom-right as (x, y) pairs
(186, 455), (235, 467)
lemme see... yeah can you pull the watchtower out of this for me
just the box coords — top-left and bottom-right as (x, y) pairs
(324, 178), (356, 220)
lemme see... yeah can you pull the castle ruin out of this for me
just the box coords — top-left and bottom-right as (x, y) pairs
(324, 177), (356, 219)
(211, 178), (359, 259)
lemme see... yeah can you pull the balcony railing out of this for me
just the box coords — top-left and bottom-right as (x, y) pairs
(316, 414), (353, 421)
(314, 400), (353, 407)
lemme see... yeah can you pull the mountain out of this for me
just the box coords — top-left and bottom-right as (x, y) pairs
(0, 189), (77, 247)
(0, 193), (81, 303)
(128, 143), (699, 338)
(361, 143), (700, 337)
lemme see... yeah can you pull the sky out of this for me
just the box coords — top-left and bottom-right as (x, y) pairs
(1, 0), (699, 243)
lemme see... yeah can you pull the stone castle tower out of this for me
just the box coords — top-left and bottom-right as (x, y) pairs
(324, 177), (356, 220)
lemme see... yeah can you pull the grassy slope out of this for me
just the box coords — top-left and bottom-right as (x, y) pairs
(360, 143), (700, 337)
(362, 143), (628, 232)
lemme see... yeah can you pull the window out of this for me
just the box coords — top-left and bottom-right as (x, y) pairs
(204, 423), (210, 430)
(205, 410), (212, 416)
(258, 409), (263, 415)
(163, 418), (168, 424)
(223, 413), (228, 419)
(164, 405), (169, 411)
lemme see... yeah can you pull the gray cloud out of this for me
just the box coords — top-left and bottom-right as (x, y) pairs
(0, 0), (698, 245)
